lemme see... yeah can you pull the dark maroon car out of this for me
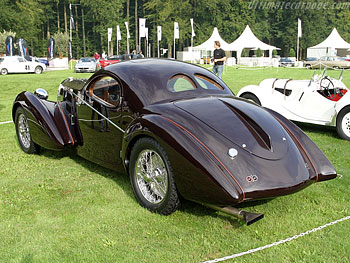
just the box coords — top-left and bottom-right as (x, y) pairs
(12, 59), (337, 225)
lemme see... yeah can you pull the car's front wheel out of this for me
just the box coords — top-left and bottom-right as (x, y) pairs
(336, 107), (350, 140)
(129, 137), (180, 215)
(1, 68), (8, 75)
(15, 107), (40, 153)
(34, 66), (43, 74)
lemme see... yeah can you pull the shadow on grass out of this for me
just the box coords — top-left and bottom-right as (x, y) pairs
(294, 121), (338, 138)
(38, 147), (270, 227)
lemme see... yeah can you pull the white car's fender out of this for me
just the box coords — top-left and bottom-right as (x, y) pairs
(335, 91), (350, 114)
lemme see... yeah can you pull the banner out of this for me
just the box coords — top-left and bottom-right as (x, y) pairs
(117, 25), (121, 41)
(17, 38), (29, 58)
(139, 18), (146, 38)
(125, 21), (130, 39)
(298, 18), (302, 38)
(48, 37), (55, 59)
(5, 36), (14, 56)
(174, 22), (179, 39)
(108, 27), (113, 42)
(145, 28), (148, 41)
(157, 26), (162, 42)
(70, 4), (75, 30)
(68, 40), (72, 60)
(190, 18), (195, 37)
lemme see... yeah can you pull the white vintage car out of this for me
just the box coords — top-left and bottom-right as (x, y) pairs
(0, 56), (46, 75)
(237, 70), (350, 140)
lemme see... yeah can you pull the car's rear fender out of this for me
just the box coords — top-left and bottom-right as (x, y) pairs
(122, 114), (242, 206)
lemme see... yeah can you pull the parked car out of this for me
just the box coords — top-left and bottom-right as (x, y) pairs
(303, 56), (350, 69)
(100, 55), (123, 68)
(29, 56), (49, 67)
(238, 69), (350, 140)
(12, 59), (337, 225)
(279, 57), (295, 67)
(0, 56), (46, 75)
(74, 57), (100, 73)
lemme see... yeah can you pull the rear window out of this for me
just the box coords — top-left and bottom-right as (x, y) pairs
(194, 74), (223, 90)
(0, 58), (4, 63)
(167, 75), (196, 92)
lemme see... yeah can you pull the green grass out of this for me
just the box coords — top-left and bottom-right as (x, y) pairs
(0, 67), (349, 263)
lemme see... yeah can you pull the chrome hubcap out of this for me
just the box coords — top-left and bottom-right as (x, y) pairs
(135, 150), (168, 204)
(18, 114), (31, 149)
(342, 112), (350, 137)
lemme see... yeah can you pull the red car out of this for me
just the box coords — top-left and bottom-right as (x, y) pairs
(100, 55), (123, 68)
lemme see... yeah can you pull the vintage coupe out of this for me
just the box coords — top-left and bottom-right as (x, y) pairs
(13, 59), (337, 225)
(237, 70), (350, 140)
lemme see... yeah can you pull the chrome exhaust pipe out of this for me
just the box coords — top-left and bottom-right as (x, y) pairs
(204, 204), (264, 225)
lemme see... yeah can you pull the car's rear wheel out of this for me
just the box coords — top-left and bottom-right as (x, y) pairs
(15, 107), (40, 153)
(336, 107), (350, 140)
(129, 137), (180, 215)
(34, 66), (43, 74)
(1, 68), (8, 75)
(240, 93), (261, 106)
(305, 64), (311, 69)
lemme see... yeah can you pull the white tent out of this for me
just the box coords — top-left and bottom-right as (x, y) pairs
(307, 28), (350, 58)
(227, 25), (279, 59)
(192, 27), (231, 57)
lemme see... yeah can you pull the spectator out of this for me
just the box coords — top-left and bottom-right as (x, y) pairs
(212, 41), (226, 79)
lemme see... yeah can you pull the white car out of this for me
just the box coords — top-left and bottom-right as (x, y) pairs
(0, 56), (46, 75)
(74, 57), (100, 73)
(237, 70), (350, 140)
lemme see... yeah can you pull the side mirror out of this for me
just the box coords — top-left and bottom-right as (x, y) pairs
(34, 88), (49, 100)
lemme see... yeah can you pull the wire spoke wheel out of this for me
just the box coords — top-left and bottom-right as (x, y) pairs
(18, 113), (31, 149)
(135, 150), (168, 204)
(15, 107), (39, 154)
(129, 137), (180, 215)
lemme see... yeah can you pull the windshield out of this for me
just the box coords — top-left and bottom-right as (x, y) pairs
(80, 58), (95, 63)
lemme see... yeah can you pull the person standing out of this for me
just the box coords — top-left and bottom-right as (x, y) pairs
(212, 41), (226, 79)
(94, 51), (100, 61)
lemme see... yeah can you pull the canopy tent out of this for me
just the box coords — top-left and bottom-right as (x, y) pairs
(227, 25), (279, 59)
(192, 27), (231, 57)
(307, 28), (350, 58)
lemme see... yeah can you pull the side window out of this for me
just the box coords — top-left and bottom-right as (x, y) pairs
(167, 75), (196, 92)
(89, 76), (121, 107)
(18, 57), (25, 62)
(194, 74), (224, 90)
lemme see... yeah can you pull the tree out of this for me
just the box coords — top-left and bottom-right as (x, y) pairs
(256, 48), (262, 57)
(52, 31), (69, 57)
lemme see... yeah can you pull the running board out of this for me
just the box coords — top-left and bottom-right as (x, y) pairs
(204, 204), (264, 225)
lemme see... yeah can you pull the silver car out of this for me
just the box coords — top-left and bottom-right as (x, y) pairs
(74, 57), (100, 73)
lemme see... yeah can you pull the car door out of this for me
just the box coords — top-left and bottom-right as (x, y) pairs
(17, 57), (30, 72)
(283, 82), (336, 122)
(76, 74), (124, 171)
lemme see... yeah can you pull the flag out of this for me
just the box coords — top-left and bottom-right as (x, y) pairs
(5, 36), (14, 56)
(68, 40), (72, 60)
(70, 4), (75, 30)
(125, 21), (130, 39)
(190, 18), (195, 37)
(117, 25), (121, 41)
(108, 27), (112, 42)
(157, 26), (162, 42)
(139, 18), (146, 38)
(48, 37), (55, 59)
(145, 27), (148, 41)
(174, 22), (179, 39)
(298, 18), (302, 38)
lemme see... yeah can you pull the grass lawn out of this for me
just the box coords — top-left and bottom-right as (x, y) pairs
(0, 65), (349, 263)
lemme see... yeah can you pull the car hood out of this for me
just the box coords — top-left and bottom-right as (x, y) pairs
(174, 97), (289, 160)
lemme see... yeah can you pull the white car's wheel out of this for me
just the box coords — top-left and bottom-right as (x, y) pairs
(336, 107), (350, 140)
(34, 66), (43, 74)
(1, 68), (8, 75)
(240, 93), (261, 106)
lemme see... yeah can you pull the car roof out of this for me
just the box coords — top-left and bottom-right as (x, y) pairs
(103, 58), (233, 106)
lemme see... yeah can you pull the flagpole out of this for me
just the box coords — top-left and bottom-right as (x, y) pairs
(297, 36), (299, 62)
(174, 38), (175, 59)
(69, 3), (72, 69)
